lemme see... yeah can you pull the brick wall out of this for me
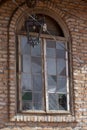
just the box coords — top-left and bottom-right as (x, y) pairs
(0, 0), (87, 130)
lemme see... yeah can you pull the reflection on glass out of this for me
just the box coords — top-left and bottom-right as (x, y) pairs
(47, 58), (56, 75)
(48, 75), (57, 86)
(59, 94), (67, 110)
(33, 93), (43, 110)
(48, 75), (56, 92)
(22, 55), (31, 73)
(34, 102), (43, 110)
(49, 93), (58, 110)
(47, 48), (56, 58)
(32, 57), (42, 73)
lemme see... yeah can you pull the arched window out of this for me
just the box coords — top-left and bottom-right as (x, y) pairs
(17, 14), (70, 112)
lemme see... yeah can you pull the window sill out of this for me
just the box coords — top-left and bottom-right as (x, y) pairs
(10, 112), (76, 123)
(21, 110), (71, 115)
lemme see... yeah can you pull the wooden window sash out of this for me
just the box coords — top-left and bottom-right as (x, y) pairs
(18, 35), (70, 113)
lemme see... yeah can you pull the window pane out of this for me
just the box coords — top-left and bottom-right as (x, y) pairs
(22, 55), (31, 73)
(47, 58), (56, 75)
(56, 41), (65, 50)
(32, 57), (42, 73)
(56, 49), (66, 59)
(47, 48), (56, 58)
(22, 101), (32, 110)
(22, 91), (32, 101)
(49, 93), (58, 110)
(33, 74), (42, 92)
(21, 36), (30, 55)
(21, 73), (32, 90)
(59, 94), (67, 110)
(48, 75), (57, 92)
(57, 59), (66, 76)
(31, 43), (41, 56)
(57, 77), (67, 92)
(33, 93), (43, 110)
(46, 40), (56, 48)
(46, 40), (56, 58)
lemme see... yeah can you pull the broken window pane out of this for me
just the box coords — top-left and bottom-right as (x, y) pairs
(22, 101), (32, 110)
(58, 94), (67, 110)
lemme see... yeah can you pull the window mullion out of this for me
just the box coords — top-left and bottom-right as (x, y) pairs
(18, 36), (22, 112)
(43, 39), (49, 112)
(65, 41), (70, 111)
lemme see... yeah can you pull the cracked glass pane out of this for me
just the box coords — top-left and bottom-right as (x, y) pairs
(49, 93), (59, 110)
(57, 77), (67, 92)
(57, 59), (66, 76)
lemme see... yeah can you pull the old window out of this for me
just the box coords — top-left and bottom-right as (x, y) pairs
(17, 15), (70, 113)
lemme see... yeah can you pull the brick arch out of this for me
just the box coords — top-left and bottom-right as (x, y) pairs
(9, 2), (70, 40)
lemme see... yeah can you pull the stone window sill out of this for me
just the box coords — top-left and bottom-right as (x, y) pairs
(11, 113), (76, 123)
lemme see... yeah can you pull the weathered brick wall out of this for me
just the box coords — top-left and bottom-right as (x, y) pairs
(0, 0), (87, 130)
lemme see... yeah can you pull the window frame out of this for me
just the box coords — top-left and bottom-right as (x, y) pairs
(17, 33), (70, 114)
